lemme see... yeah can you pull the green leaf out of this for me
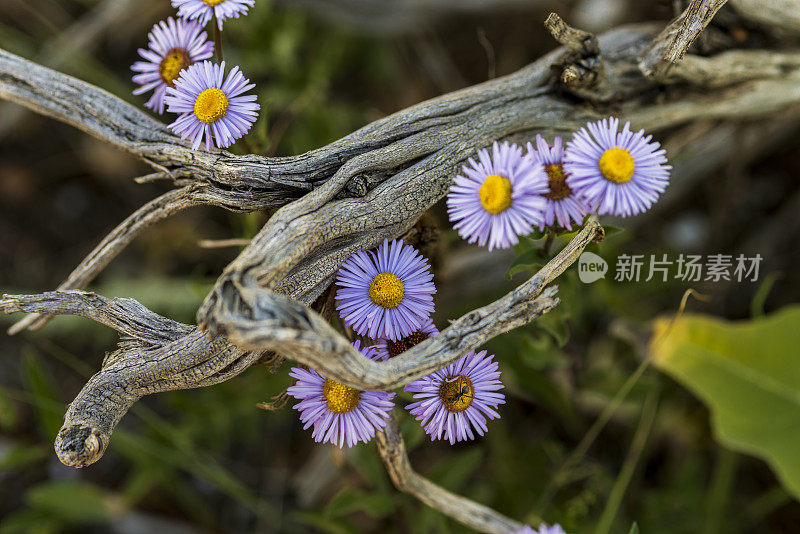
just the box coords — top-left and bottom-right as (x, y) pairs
(0, 443), (48, 471)
(0, 390), (18, 430)
(324, 487), (395, 518)
(750, 272), (779, 318)
(628, 522), (640, 534)
(426, 448), (483, 491)
(651, 306), (800, 500)
(21, 348), (63, 439)
(293, 511), (358, 534)
(25, 480), (116, 524)
(507, 249), (543, 279)
(0, 509), (59, 534)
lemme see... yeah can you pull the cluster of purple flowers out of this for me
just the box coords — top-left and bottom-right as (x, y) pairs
(447, 118), (671, 249)
(130, 1), (258, 150)
(286, 238), (506, 448)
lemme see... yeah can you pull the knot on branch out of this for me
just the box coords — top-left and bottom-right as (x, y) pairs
(55, 424), (107, 468)
(545, 13), (606, 93)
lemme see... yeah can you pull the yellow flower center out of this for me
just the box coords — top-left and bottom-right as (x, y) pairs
(323, 379), (361, 414)
(194, 88), (229, 124)
(158, 48), (191, 86)
(598, 147), (635, 184)
(439, 376), (474, 413)
(368, 272), (405, 309)
(202, 0), (226, 6)
(544, 163), (572, 201)
(479, 174), (513, 214)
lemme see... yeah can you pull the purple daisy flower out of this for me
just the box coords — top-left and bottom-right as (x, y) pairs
(165, 60), (259, 150)
(172, 0), (254, 30)
(130, 17), (214, 114)
(336, 239), (436, 342)
(373, 317), (438, 361)
(563, 117), (671, 217)
(447, 141), (548, 251)
(405, 350), (505, 444)
(286, 341), (395, 448)
(526, 135), (588, 231)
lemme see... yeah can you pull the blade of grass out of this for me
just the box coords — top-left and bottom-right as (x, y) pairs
(595, 385), (659, 534)
(702, 447), (738, 534)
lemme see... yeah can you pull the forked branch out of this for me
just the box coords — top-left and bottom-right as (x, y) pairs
(3, 3), (800, 529)
(2, 5), (800, 484)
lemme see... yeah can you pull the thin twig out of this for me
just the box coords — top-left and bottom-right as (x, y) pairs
(213, 16), (224, 63)
(638, 0), (729, 78)
(376, 413), (523, 534)
(9, 185), (206, 334)
(476, 28), (497, 79)
(4, 11), (800, 476)
(199, 238), (252, 249)
(544, 12), (599, 55)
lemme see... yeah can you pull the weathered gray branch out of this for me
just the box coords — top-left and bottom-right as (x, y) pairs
(9, 185), (205, 334)
(376, 413), (522, 534)
(8, 181), (284, 335)
(4, 7), (800, 474)
(0, 290), (261, 467)
(638, 0), (729, 78)
(544, 13), (607, 91)
(1, 291), (192, 344)
(545, 12), (600, 55)
(0, 212), (594, 468)
(729, 0), (800, 34)
(0, 0), (140, 138)
(194, 21), (800, 359)
(0, 47), (324, 202)
(663, 50), (800, 87)
(200, 217), (600, 390)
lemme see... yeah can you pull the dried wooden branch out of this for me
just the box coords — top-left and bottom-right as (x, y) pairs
(729, 0), (800, 34)
(545, 12), (600, 55)
(0, 47), (320, 202)
(376, 413), (522, 534)
(0, 0), (139, 137)
(9, 185), (205, 334)
(662, 50), (800, 87)
(0, 290), (264, 467)
(638, 0), (729, 78)
(8, 181), (282, 334)
(1, 291), (192, 343)
(544, 13), (607, 92)
(4, 6), (800, 475)
(199, 217), (600, 390)
(194, 21), (800, 356)
(0, 213), (594, 467)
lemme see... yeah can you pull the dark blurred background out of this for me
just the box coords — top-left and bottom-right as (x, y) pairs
(1, 0), (799, 533)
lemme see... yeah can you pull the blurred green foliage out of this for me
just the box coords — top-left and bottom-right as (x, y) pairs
(1, 1), (799, 533)
(653, 307), (800, 500)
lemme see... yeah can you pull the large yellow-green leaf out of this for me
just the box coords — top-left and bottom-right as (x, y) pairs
(651, 307), (800, 500)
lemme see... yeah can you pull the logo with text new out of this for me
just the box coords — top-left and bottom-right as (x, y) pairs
(578, 252), (607, 283)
